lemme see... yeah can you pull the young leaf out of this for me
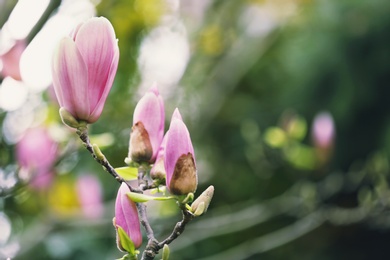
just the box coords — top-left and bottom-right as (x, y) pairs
(126, 192), (174, 203)
(162, 244), (170, 260)
(117, 226), (135, 255)
(115, 166), (138, 180)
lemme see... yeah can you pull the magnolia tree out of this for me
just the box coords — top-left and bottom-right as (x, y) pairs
(51, 16), (214, 260)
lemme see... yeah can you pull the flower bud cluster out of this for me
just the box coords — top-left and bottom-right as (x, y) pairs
(51, 16), (213, 258)
(128, 89), (198, 196)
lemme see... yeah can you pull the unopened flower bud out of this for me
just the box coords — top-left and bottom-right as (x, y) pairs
(165, 109), (197, 195)
(128, 86), (165, 163)
(191, 185), (214, 216)
(114, 183), (142, 251)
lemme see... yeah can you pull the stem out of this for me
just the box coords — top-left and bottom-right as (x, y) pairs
(76, 126), (122, 181)
(136, 166), (159, 260)
(158, 207), (195, 247)
(76, 126), (139, 193)
(140, 203), (195, 259)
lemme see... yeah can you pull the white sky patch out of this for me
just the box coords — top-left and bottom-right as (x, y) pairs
(3, 0), (50, 40)
(19, 0), (95, 92)
(0, 77), (28, 111)
(137, 23), (190, 97)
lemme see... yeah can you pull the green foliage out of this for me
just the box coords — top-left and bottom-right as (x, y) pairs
(117, 226), (136, 255)
(115, 167), (139, 181)
(126, 192), (174, 203)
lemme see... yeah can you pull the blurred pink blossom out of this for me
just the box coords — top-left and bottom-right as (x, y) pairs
(16, 127), (58, 189)
(312, 111), (335, 149)
(76, 174), (104, 219)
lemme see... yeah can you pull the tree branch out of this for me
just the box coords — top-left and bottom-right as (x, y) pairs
(76, 126), (140, 193)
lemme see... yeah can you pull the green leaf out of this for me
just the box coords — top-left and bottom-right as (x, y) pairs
(162, 244), (170, 260)
(116, 166), (138, 181)
(126, 192), (174, 203)
(117, 226), (135, 255)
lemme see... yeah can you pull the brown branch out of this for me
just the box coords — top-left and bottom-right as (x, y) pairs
(136, 166), (159, 260)
(158, 207), (195, 247)
(76, 126), (139, 193)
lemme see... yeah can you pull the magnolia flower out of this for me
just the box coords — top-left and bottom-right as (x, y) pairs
(129, 86), (165, 163)
(52, 17), (119, 124)
(16, 127), (57, 189)
(114, 183), (142, 250)
(164, 108), (197, 195)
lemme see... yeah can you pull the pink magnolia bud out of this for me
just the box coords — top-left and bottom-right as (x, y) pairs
(114, 183), (142, 250)
(164, 108), (197, 195)
(0, 40), (26, 81)
(150, 133), (168, 181)
(16, 127), (58, 189)
(52, 17), (119, 124)
(129, 86), (165, 163)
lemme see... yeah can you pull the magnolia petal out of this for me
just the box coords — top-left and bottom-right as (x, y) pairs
(74, 17), (118, 111)
(171, 107), (183, 121)
(150, 133), (168, 180)
(88, 45), (119, 123)
(52, 37), (89, 120)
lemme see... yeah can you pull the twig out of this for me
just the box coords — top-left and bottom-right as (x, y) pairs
(76, 126), (139, 193)
(158, 207), (195, 247)
(136, 166), (158, 260)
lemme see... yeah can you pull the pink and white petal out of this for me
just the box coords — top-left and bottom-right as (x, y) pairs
(52, 37), (89, 119)
(74, 17), (118, 108)
(171, 108), (183, 121)
(118, 183), (142, 248)
(115, 184), (127, 231)
(88, 46), (119, 123)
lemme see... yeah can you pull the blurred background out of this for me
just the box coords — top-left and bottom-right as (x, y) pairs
(1, 0), (390, 259)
